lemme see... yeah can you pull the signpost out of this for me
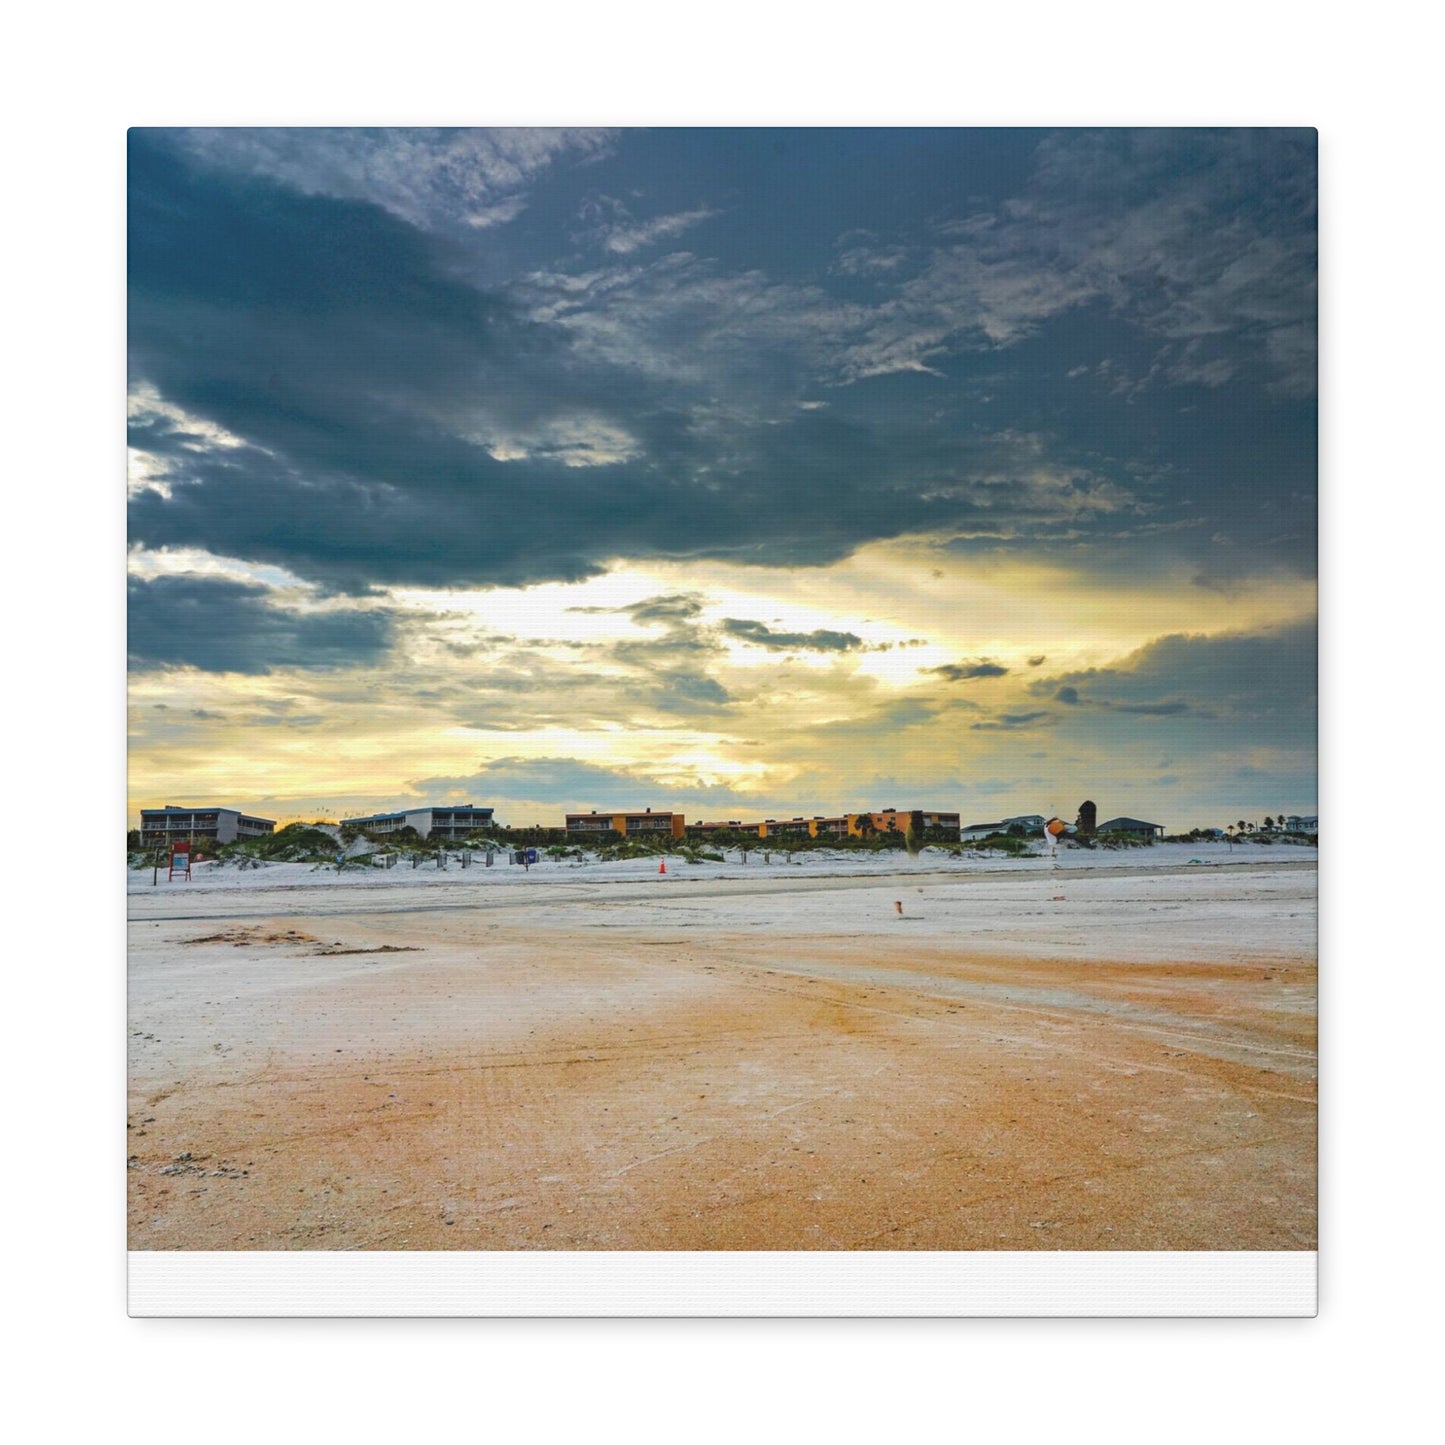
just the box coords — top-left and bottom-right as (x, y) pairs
(168, 840), (192, 882)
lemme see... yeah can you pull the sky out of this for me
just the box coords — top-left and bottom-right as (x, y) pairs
(127, 127), (1317, 832)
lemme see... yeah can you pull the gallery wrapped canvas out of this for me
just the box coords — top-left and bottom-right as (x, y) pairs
(126, 127), (1317, 1315)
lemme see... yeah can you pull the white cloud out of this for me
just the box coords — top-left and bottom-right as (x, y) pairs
(825, 131), (1317, 391)
(517, 251), (870, 387)
(469, 414), (640, 468)
(167, 127), (616, 231)
(463, 195), (531, 229)
(127, 384), (253, 498)
(597, 205), (720, 255)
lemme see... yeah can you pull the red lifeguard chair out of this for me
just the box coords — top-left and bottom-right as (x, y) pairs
(168, 839), (193, 881)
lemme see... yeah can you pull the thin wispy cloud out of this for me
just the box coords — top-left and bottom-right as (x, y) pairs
(579, 196), (721, 255)
(164, 127), (616, 231)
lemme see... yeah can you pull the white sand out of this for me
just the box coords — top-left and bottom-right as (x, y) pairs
(127, 842), (1316, 1252)
(129, 836), (1314, 898)
(128, 842), (1316, 971)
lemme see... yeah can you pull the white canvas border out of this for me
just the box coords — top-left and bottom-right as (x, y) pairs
(129, 1249), (1316, 1317)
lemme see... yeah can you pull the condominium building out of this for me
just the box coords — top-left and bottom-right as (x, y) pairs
(339, 804), (496, 840)
(565, 809), (686, 839)
(862, 808), (962, 837)
(692, 808), (961, 840)
(139, 805), (275, 847)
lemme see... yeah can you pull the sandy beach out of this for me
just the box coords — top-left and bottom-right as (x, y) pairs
(127, 843), (1316, 1251)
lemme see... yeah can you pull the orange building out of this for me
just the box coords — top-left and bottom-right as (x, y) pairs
(565, 809), (686, 839)
(861, 808), (961, 837)
(691, 809), (960, 840)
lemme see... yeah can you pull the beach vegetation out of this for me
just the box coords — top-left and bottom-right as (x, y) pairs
(594, 836), (667, 862)
(209, 823), (341, 865)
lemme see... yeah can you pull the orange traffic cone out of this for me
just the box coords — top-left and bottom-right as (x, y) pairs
(659, 861), (667, 875)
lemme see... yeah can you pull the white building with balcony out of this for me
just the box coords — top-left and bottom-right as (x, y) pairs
(339, 804), (496, 840)
(139, 805), (275, 847)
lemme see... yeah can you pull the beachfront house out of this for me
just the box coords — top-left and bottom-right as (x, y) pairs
(1000, 814), (1046, 834)
(1096, 816), (1165, 839)
(339, 804), (496, 840)
(140, 805), (275, 847)
(961, 821), (1007, 842)
(1284, 815), (1318, 833)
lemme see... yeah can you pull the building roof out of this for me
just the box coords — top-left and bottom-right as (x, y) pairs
(143, 804), (242, 814)
(141, 805), (275, 822)
(342, 804), (494, 824)
(565, 809), (681, 817)
(1097, 817), (1163, 830)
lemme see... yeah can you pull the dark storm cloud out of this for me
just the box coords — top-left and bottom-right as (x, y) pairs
(248, 712), (327, 728)
(128, 129), (1315, 597)
(969, 711), (1054, 731)
(1050, 685), (1198, 716)
(566, 593), (709, 625)
(623, 594), (708, 625)
(1032, 620), (1315, 734)
(925, 660), (1009, 681)
(1112, 701), (1194, 716)
(649, 672), (732, 712)
(720, 619), (864, 652)
(128, 574), (396, 674)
